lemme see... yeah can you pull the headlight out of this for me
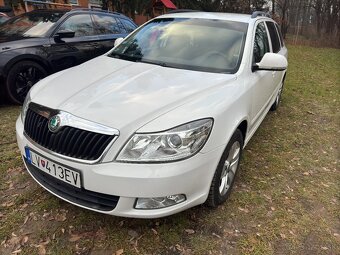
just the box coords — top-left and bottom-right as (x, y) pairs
(117, 118), (213, 162)
(21, 92), (31, 123)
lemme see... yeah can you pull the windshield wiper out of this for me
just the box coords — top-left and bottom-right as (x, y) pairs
(139, 59), (169, 67)
(109, 52), (141, 62)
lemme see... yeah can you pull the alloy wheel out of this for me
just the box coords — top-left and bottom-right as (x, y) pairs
(15, 67), (45, 101)
(219, 141), (241, 196)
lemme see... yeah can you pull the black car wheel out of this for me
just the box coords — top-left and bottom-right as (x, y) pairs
(206, 129), (243, 207)
(5, 61), (47, 104)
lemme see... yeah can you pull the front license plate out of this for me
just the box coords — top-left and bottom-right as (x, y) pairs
(25, 147), (81, 188)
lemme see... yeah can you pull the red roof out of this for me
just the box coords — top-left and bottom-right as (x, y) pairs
(160, 0), (177, 9)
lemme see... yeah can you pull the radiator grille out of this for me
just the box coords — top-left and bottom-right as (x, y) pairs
(24, 108), (115, 161)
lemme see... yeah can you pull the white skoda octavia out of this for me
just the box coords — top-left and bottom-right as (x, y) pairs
(16, 11), (287, 218)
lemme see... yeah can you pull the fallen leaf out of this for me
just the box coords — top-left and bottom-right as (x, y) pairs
(175, 244), (182, 251)
(8, 236), (20, 246)
(21, 236), (29, 245)
(55, 214), (66, 222)
(321, 182), (329, 188)
(11, 249), (22, 254)
(238, 207), (249, 213)
(40, 239), (50, 246)
(151, 228), (158, 235)
(115, 249), (124, 255)
(2, 201), (15, 207)
(69, 234), (81, 242)
(38, 245), (46, 255)
(280, 233), (286, 239)
(212, 233), (221, 238)
(263, 194), (272, 201)
(185, 229), (195, 235)
(23, 216), (29, 225)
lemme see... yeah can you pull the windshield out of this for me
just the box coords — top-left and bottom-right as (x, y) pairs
(109, 18), (248, 73)
(0, 11), (65, 38)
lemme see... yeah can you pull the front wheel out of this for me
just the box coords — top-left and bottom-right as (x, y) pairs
(206, 129), (244, 207)
(5, 61), (47, 104)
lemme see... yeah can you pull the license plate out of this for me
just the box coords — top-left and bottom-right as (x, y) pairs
(25, 147), (81, 188)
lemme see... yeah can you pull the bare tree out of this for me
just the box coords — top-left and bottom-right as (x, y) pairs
(276, 0), (291, 38)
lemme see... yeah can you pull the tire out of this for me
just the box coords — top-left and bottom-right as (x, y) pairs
(5, 61), (47, 104)
(270, 79), (285, 111)
(206, 129), (244, 207)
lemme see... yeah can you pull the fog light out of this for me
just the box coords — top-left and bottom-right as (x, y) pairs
(135, 194), (186, 209)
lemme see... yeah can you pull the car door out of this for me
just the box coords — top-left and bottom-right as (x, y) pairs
(249, 21), (274, 127)
(47, 13), (101, 72)
(91, 13), (130, 55)
(265, 21), (287, 89)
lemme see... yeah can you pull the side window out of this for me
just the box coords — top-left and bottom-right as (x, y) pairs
(58, 14), (95, 37)
(253, 22), (270, 63)
(266, 21), (281, 53)
(92, 14), (123, 34)
(275, 23), (284, 47)
(120, 19), (137, 33)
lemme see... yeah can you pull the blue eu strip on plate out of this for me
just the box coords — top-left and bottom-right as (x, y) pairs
(25, 147), (32, 164)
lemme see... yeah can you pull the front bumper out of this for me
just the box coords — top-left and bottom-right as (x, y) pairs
(16, 117), (224, 218)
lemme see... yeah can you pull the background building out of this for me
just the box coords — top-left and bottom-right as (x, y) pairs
(0, 0), (177, 25)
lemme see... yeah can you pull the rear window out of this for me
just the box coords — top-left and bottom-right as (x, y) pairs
(120, 18), (137, 33)
(275, 23), (284, 47)
(92, 14), (123, 34)
(266, 21), (281, 53)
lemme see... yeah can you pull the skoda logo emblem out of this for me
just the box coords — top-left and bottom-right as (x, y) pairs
(48, 115), (61, 133)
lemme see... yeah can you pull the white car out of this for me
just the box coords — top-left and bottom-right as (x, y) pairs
(16, 11), (287, 218)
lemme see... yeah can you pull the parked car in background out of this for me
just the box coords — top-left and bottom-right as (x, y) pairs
(0, 12), (9, 24)
(17, 11), (287, 218)
(0, 8), (137, 104)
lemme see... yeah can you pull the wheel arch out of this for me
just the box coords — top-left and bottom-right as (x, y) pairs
(4, 55), (52, 77)
(237, 119), (248, 145)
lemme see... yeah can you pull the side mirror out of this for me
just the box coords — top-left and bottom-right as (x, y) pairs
(54, 30), (75, 42)
(114, 37), (124, 47)
(253, 53), (288, 71)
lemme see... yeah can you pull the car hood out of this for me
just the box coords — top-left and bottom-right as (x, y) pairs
(31, 55), (236, 131)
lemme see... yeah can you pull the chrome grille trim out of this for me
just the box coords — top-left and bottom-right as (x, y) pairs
(24, 103), (119, 164)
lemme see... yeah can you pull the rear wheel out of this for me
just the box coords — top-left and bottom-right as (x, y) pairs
(270, 79), (285, 111)
(5, 61), (47, 104)
(206, 129), (243, 207)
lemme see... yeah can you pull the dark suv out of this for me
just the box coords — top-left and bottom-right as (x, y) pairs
(0, 9), (137, 103)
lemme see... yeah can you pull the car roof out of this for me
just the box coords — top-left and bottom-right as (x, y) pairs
(24, 9), (68, 14)
(158, 11), (271, 23)
(26, 8), (123, 16)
